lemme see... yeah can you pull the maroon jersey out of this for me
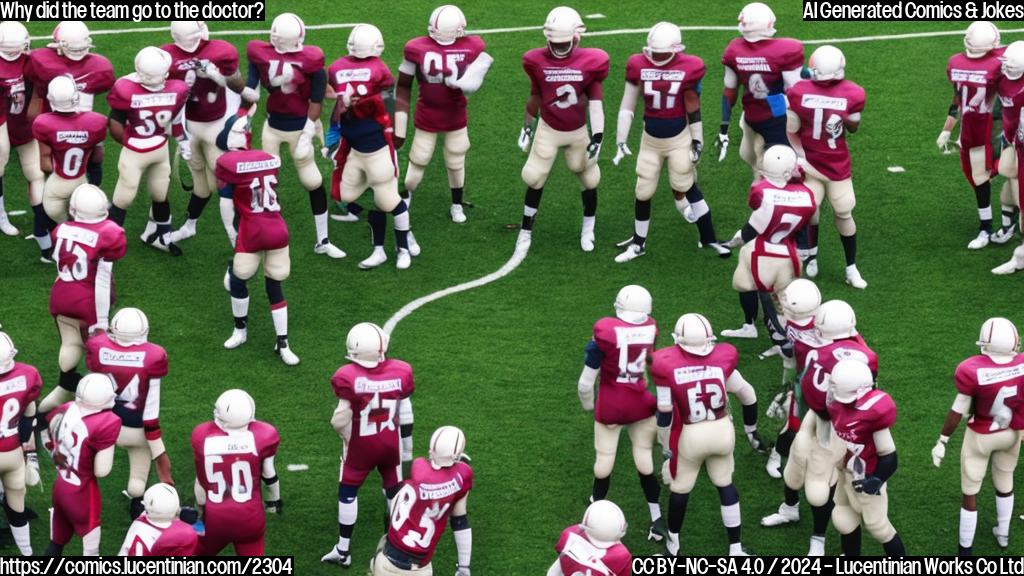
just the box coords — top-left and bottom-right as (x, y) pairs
(215, 150), (289, 253)
(85, 333), (167, 437)
(162, 39), (240, 123)
(828, 389), (897, 477)
(49, 219), (127, 327)
(955, 353), (1024, 434)
(947, 51), (1002, 149)
(787, 79), (866, 181)
(998, 75), (1024, 143)
(121, 515), (198, 556)
(25, 48), (114, 112)
(0, 363), (42, 453)
(330, 359), (414, 487)
(555, 525), (631, 576)
(107, 77), (189, 153)
(192, 420), (279, 550)
(387, 457), (472, 563)
(722, 37), (804, 124)
(745, 180), (816, 291)
(592, 316), (658, 425)
(0, 54), (32, 145)
(625, 52), (705, 121)
(247, 41), (324, 119)
(801, 335), (877, 419)
(522, 47), (609, 132)
(327, 54), (394, 134)
(403, 35), (486, 132)
(32, 111), (107, 179)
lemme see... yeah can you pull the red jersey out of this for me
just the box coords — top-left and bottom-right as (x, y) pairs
(955, 353), (1024, 434)
(121, 515), (198, 556)
(828, 389), (897, 477)
(555, 525), (631, 576)
(591, 316), (658, 425)
(51, 403), (121, 491)
(800, 335), (878, 419)
(247, 41), (324, 119)
(215, 150), (289, 253)
(745, 180), (816, 291)
(0, 54), (32, 145)
(722, 37), (804, 124)
(327, 54), (394, 152)
(522, 47), (609, 132)
(85, 333), (167, 438)
(625, 52), (705, 121)
(387, 457), (472, 564)
(49, 219), (127, 327)
(107, 78), (189, 153)
(786, 316), (827, 376)
(0, 363), (42, 452)
(162, 39), (240, 123)
(947, 51), (1003, 148)
(402, 35), (486, 132)
(26, 48), (114, 112)
(32, 111), (107, 179)
(998, 75), (1024, 143)
(787, 79), (866, 181)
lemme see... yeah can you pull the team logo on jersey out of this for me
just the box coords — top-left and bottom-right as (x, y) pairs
(543, 68), (584, 83)
(640, 69), (685, 82)
(99, 347), (146, 368)
(56, 131), (91, 145)
(950, 69), (990, 84)
(977, 363), (1024, 385)
(672, 365), (725, 385)
(354, 377), (403, 394)
(0, 375), (27, 395)
(56, 224), (99, 247)
(235, 157), (282, 173)
(801, 94), (848, 111)
(418, 479), (462, 500)
(334, 68), (372, 84)
(734, 56), (772, 72)
(130, 92), (178, 108)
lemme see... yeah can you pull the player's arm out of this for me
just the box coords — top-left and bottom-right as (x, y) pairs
(854, 427), (897, 495)
(395, 59), (416, 149)
(938, 87), (959, 151)
(262, 455), (282, 514)
(785, 110), (805, 156)
(685, 82), (704, 164)
(297, 69), (327, 157)
(92, 258), (113, 333)
(613, 81), (638, 165)
(37, 140), (53, 174)
(586, 82), (604, 160)
(932, 392), (970, 467)
(19, 401), (35, 447)
(578, 340), (602, 411)
(330, 398), (353, 442)
(171, 106), (191, 161)
(241, 62), (261, 104)
(143, 377), (173, 485)
(108, 109), (127, 145)
(399, 397), (413, 463)
(726, 370), (766, 452)
(654, 376), (673, 456)
(451, 494), (471, 576)
(782, 67), (803, 91)
(519, 68), (541, 151)
(94, 445), (116, 478)
(845, 111), (861, 134)
(450, 52), (494, 95)
(217, 181), (238, 248)
(193, 477), (206, 514)
(717, 65), (739, 160)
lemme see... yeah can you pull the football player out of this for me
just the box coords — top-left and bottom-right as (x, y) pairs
(85, 308), (173, 518)
(44, 372), (122, 556)
(939, 21), (1003, 250)
(0, 21), (49, 258)
(546, 500), (630, 576)
(718, 3), (803, 175)
(577, 285), (665, 540)
(0, 330), (41, 555)
(991, 41), (1024, 245)
(163, 21), (246, 245)
(244, 12), (345, 259)
(371, 426), (472, 576)
(828, 360), (906, 557)
(651, 313), (763, 556)
(720, 145), (815, 341)
(328, 24), (414, 269)
(119, 483), (198, 556)
(931, 318), (1024, 555)
(37, 185), (126, 419)
(786, 45), (867, 288)
(517, 6), (608, 254)
(761, 299), (873, 555)
(613, 23), (729, 262)
(33, 75), (108, 223)
(396, 5), (493, 224)
(323, 322), (414, 568)
(107, 46), (190, 255)
(215, 105), (300, 365)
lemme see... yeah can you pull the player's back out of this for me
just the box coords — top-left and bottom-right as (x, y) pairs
(122, 514), (198, 556)
(653, 343), (738, 424)
(51, 402), (121, 490)
(592, 316), (657, 424)
(722, 36), (803, 123)
(331, 359), (413, 455)
(85, 332), (167, 427)
(247, 41), (325, 119)
(0, 362), (42, 453)
(785, 316), (827, 372)
(523, 46), (609, 132)
(51, 219), (127, 287)
(191, 420), (279, 524)
(556, 524), (631, 576)
(955, 353), (1024, 433)
(388, 457), (473, 562)
(801, 335), (877, 417)
(108, 77), (189, 152)
(748, 180), (816, 246)
(828, 388), (896, 476)
(28, 49), (114, 108)
(216, 150), (284, 218)
(163, 39), (239, 123)
(33, 110), (108, 179)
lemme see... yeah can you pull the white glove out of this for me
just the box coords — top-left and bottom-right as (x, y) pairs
(724, 229), (744, 249)
(177, 138), (192, 161)
(766, 391), (788, 420)
(716, 133), (730, 162)
(612, 142), (632, 166)
(445, 74), (460, 90)
(994, 406), (1013, 430)
(518, 124), (534, 152)
(295, 119), (316, 160)
(269, 63), (295, 88)
(931, 436), (947, 467)
(455, 566), (471, 576)
(25, 452), (39, 487)
(937, 130), (952, 153)
(198, 61), (227, 87)
(586, 135), (603, 161)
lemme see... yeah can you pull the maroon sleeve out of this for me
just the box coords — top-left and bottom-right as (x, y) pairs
(89, 414), (121, 451)
(624, 55), (640, 85)
(650, 349), (670, 388)
(403, 40), (419, 67)
(331, 369), (355, 401)
(153, 347), (169, 379)
(84, 336), (100, 373)
(783, 39), (805, 70)
(722, 40), (736, 68)
(258, 422), (280, 460)
(246, 41), (264, 66)
(30, 115), (47, 142)
(874, 395), (897, 430)
(152, 526), (198, 556)
(690, 56), (707, 86)
(851, 83), (866, 114)
(91, 57), (115, 93)
(26, 367), (42, 403)
(106, 81), (129, 112)
(214, 40), (239, 76)
(304, 46), (326, 74)
(523, 52), (541, 96)
(101, 226), (128, 261)
(402, 361), (415, 399)
(954, 361), (976, 396)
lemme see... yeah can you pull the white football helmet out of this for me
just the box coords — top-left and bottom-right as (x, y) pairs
(110, 308), (149, 347)
(672, 313), (716, 356)
(0, 331), (16, 374)
(1002, 41), (1024, 80)
(544, 6), (584, 58)
(815, 300), (858, 340)
(134, 47), (172, 91)
(429, 425), (467, 469)
(780, 279), (821, 320)
(348, 24), (385, 59)
(170, 21), (209, 54)
(644, 22), (683, 66)
(613, 285), (652, 324)
(0, 21), (29, 62)
(581, 499), (627, 549)
(346, 322), (389, 369)
(808, 45), (845, 82)
(977, 317), (1020, 359)
(964, 21), (1000, 58)
(760, 145), (798, 187)
(52, 21), (92, 61)
(270, 13), (305, 54)
(738, 2), (777, 42)
(429, 5), (467, 46)
(143, 483), (180, 527)
(68, 184), (109, 223)
(214, 389), (255, 431)
(47, 75), (80, 114)
(76, 373), (116, 411)
(829, 359), (873, 404)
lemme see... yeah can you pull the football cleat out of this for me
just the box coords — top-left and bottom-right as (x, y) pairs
(845, 265), (867, 289)
(407, 231), (421, 257)
(967, 230), (991, 250)
(614, 243), (645, 263)
(168, 219), (197, 244)
(808, 535), (825, 556)
(648, 517), (668, 542)
(224, 328), (247, 349)
(450, 204), (467, 224)
(729, 545), (751, 557)
(330, 211), (359, 222)
(993, 526), (1009, 549)
(765, 448), (782, 478)
(760, 503), (800, 527)
(275, 342), (300, 366)
(615, 236), (634, 249)
(665, 532), (680, 556)
(803, 256), (818, 278)
(992, 225), (1017, 244)
(142, 229), (183, 256)
(321, 546), (352, 567)
(581, 230), (595, 252)
(699, 241), (732, 258)
(396, 248), (411, 270)
(314, 239), (346, 259)
(0, 216), (18, 236)
(140, 219), (157, 243)
(993, 245), (1024, 275)
(359, 247), (388, 269)
(721, 324), (758, 339)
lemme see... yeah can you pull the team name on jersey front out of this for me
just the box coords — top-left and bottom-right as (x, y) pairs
(734, 56), (772, 72)
(639, 69), (685, 82)
(334, 69), (373, 84)
(672, 365), (726, 384)
(950, 69), (990, 84)
(543, 67), (585, 83)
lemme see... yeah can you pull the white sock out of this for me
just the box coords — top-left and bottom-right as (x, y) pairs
(721, 502), (741, 528)
(635, 219), (650, 241)
(0, 194), (7, 216)
(82, 526), (100, 556)
(582, 216), (595, 235)
(35, 234), (52, 251)
(996, 494), (1014, 536)
(11, 523), (31, 555)
(729, 542), (743, 555)
(335, 535), (350, 552)
(314, 212), (328, 243)
(666, 531), (680, 554)
(405, 192), (413, 209)
(674, 198), (689, 216)
(649, 502), (661, 522)
(846, 264), (859, 273)
(271, 305), (288, 337)
(1003, 205), (1015, 228)
(979, 206), (993, 222)
(523, 205), (537, 219)
(959, 507), (978, 548)
(231, 296), (250, 320)
(394, 209), (410, 232)
(809, 246), (819, 256)
(689, 199), (709, 219)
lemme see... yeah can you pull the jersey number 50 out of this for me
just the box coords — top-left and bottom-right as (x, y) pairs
(205, 456), (254, 504)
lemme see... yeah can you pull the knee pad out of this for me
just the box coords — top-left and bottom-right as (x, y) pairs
(668, 170), (695, 193)
(126, 476), (147, 499)
(594, 450), (616, 479)
(297, 159), (324, 191)
(805, 477), (832, 508)
(403, 162), (426, 193)
(579, 164), (601, 191)
(831, 502), (860, 536)
(991, 460), (1016, 494)
(521, 163), (547, 190)
(58, 344), (83, 374)
(443, 149), (466, 173)
(634, 176), (657, 202)
(631, 447), (654, 476)
(782, 459), (806, 492)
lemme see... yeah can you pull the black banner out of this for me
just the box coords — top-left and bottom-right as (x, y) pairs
(0, 556), (294, 576)
(633, 557), (1024, 576)
(802, 1), (1024, 21)
(0, 0), (266, 22)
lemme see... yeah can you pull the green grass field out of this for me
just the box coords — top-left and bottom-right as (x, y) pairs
(3, 1), (1024, 569)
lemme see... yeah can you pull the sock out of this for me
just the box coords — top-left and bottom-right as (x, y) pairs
(975, 182), (992, 232)
(31, 204), (53, 252)
(400, 190), (412, 209)
(229, 269), (249, 328)
(841, 527), (862, 556)
(392, 201), (410, 251)
(86, 162), (102, 186)
(674, 197), (689, 218)
(108, 205), (127, 226)
(266, 278), (287, 337)
(759, 291), (787, 346)
(1002, 205), (1016, 229)
(11, 522), (30, 555)
(840, 233), (857, 266)
(186, 193), (211, 220)
(152, 201), (171, 235)
(776, 429), (796, 458)
(581, 188), (597, 217)
(959, 507), (977, 549)
(717, 484), (741, 544)
(639, 472), (661, 521)
(808, 224), (820, 251)
(811, 500), (833, 536)
(522, 187), (543, 231)
(368, 210), (386, 247)
(592, 476), (610, 501)
(667, 492), (690, 534)
(43, 541), (63, 557)
(996, 494), (1013, 538)
(739, 291), (758, 324)
(684, 185), (716, 245)
(634, 199), (651, 247)
(309, 187), (328, 242)
(582, 215), (595, 237)
(451, 187), (464, 206)
(784, 486), (800, 507)
(882, 533), (906, 557)
(347, 202), (364, 216)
